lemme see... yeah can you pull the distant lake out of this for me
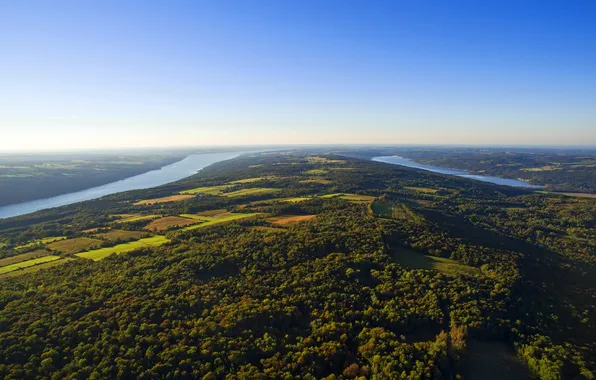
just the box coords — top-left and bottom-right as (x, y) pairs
(0, 151), (248, 219)
(372, 155), (544, 188)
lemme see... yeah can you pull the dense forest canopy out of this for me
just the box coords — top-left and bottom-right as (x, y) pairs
(0, 152), (594, 379)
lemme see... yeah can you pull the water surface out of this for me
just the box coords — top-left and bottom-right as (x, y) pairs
(0, 151), (247, 219)
(372, 156), (544, 188)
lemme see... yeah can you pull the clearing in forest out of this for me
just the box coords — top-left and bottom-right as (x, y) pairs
(145, 216), (201, 232)
(76, 236), (170, 261)
(229, 177), (275, 183)
(0, 258), (74, 279)
(111, 214), (161, 224)
(94, 229), (147, 242)
(180, 185), (229, 195)
(299, 178), (332, 184)
(15, 236), (67, 250)
(134, 194), (194, 205)
(182, 213), (260, 231)
(464, 340), (529, 380)
(0, 256), (62, 275)
(222, 188), (281, 198)
(47, 237), (103, 254)
(304, 169), (329, 175)
(391, 247), (481, 277)
(405, 186), (440, 194)
(267, 215), (316, 225)
(0, 250), (49, 267)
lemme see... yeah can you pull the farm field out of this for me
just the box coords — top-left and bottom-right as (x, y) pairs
(391, 247), (481, 277)
(75, 236), (170, 261)
(538, 191), (596, 199)
(405, 186), (440, 193)
(111, 214), (161, 223)
(145, 216), (201, 232)
(182, 213), (260, 231)
(0, 258), (74, 279)
(222, 188), (281, 198)
(180, 185), (228, 195)
(94, 229), (147, 242)
(134, 194), (194, 205)
(267, 215), (316, 225)
(229, 177), (273, 183)
(299, 178), (332, 184)
(304, 169), (328, 175)
(15, 236), (67, 250)
(0, 255), (62, 275)
(0, 250), (49, 267)
(47, 237), (103, 254)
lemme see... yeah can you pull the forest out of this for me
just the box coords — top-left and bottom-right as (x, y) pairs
(0, 152), (594, 379)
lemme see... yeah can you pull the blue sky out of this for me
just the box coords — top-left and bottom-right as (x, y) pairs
(1, 0), (595, 151)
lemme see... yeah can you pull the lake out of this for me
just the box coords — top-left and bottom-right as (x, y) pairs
(0, 151), (248, 219)
(372, 155), (544, 188)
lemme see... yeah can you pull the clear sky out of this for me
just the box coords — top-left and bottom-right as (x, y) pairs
(1, 0), (595, 151)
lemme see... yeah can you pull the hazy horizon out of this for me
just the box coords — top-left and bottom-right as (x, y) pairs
(2, 0), (595, 151)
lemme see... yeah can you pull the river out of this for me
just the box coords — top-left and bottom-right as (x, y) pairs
(0, 151), (248, 219)
(372, 156), (544, 188)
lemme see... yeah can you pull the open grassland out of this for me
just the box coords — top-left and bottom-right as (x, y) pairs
(222, 188), (281, 197)
(299, 178), (332, 184)
(538, 191), (596, 199)
(340, 194), (376, 203)
(391, 247), (480, 277)
(306, 156), (346, 164)
(15, 236), (67, 250)
(371, 201), (394, 218)
(0, 250), (49, 267)
(180, 185), (228, 195)
(182, 213), (260, 231)
(280, 197), (312, 203)
(111, 214), (161, 224)
(0, 258), (74, 279)
(194, 209), (228, 217)
(372, 201), (423, 222)
(0, 256), (62, 275)
(464, 340), (529, 380)
(94, 230), (147, 242)
(145, 216), (201, 232)
(405, 186), (440, 194)
(134, 194), (194, 205)
(267, 215), (316, 225)
(47, 237), (103, 254)
(304, 169), (329, 175)
(521, 165), (559, 172)
(76, 236), (170, 261)
(229, 177), (273, 184)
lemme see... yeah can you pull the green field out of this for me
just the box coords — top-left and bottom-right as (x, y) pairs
(222, 188), (281, 198)
(47, 237), (103, 254)
(229, 177), (271, 183)
(0, 250), (49, 267)
(0, 258), (74, 279)
(391, 247), (480, 276)
(15, 236), (67, 250)
(112, 214), (161, 223)
(76, 236), (170, 261)
(304, 169), (329, 175)
(180, 185), (229, 195)
(94, 230), (147, 242)
(182, 213), (260, 231)
(0, 256), (62, 275)
(371, 200), (394, 218)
